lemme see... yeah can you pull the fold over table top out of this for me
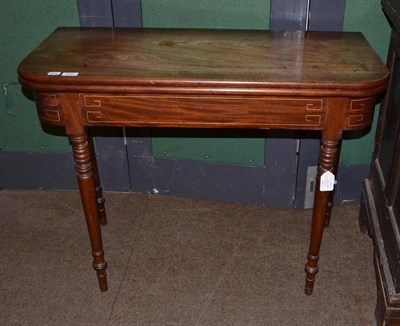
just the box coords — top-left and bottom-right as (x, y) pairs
(18, 28), (389, 97)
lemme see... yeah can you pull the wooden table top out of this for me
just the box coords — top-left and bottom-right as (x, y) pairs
(18, 28), (388, 96)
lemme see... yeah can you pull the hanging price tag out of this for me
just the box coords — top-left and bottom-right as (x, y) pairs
(320, 171), (335, 192)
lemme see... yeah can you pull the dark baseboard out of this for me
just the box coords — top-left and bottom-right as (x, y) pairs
(0, 151), (370, 208)
(0, 151), (77, 190)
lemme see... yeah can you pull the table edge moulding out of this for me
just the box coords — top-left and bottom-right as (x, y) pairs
(17, 27), (389, 294)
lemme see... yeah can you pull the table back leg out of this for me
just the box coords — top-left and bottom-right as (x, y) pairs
(87, 128), (107, 226)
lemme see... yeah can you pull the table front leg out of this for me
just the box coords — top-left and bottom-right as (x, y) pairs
(71, 133), (108, 292)
(305, 137), (340, 295)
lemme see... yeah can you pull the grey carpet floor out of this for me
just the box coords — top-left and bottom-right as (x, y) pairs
(0, 190), (376, 325)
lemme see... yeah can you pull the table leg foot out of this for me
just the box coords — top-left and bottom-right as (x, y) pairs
(305, 254), (319, 295)
(305, 280), (314, 295)
(93, 251), (108, 292)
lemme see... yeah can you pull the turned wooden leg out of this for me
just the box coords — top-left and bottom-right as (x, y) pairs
(305, 138), (340, 295)
(71, 133), (108, 292)
(87, 128), (107, 226)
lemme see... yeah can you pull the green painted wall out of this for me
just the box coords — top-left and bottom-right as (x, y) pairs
(0, 0), (79, 152)
(141, 0), (270, 29)
(0, 0), (391, 166)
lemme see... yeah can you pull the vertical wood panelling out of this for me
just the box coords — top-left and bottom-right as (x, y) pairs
(270, 0), (308, 30)
(112, 0), (143, 27)
(78, 0), (114, 27)
(308, 0), (346, 31)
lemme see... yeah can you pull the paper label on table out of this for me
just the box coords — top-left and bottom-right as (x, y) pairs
(47, 71), (61, 76)
(61, 72), (79, 77)
(320, 171), (335, 192)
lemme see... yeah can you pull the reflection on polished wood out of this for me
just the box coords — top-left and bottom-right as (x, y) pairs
(18, 28), (388, 294)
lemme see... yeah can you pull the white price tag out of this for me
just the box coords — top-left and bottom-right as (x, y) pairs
(320, 171), (335, 192)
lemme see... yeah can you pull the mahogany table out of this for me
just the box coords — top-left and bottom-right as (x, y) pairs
(18, 28), (388, 295)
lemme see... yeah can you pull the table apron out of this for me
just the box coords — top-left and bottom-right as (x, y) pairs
(35, 93), (376, 131)
(79, 94), (326, 129)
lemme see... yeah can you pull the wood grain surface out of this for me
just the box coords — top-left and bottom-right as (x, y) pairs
(18, 28), (388, 95)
